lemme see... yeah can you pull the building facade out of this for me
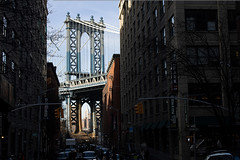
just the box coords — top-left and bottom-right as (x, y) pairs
(0, 0), (47, 159)
(102, 54), (121, 149)
(119, 1), (240, 159)
(45, 62), (60, 159)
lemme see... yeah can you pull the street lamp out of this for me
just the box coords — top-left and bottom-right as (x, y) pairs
(11, 88), (61, 160)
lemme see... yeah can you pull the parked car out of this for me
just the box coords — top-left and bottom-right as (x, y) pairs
(56, 152), (69, 160)
(81, 151), (97, 160)
(204, 150), (233, 160)
(65, 148), (76, 153)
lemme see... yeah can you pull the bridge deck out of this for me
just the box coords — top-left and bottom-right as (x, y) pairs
(59, 73), (107, 95)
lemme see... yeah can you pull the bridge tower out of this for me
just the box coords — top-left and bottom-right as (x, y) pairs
(66, 12), (105, 80)
(63, 13), (106, 136)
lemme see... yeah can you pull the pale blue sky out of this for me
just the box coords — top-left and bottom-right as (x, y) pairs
(47, 0), (120, 82)
(48, 0), (120, 28)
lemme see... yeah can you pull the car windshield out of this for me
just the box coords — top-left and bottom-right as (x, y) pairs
(209, 155), (233, 160)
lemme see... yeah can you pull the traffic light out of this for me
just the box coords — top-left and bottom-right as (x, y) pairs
(54, 108), (60, 119)
(134, 104), (139, 114)
(55, 107), (64, 118)
(134, 102), (144, 114)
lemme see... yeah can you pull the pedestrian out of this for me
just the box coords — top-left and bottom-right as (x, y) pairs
(217, 139), (222, 149)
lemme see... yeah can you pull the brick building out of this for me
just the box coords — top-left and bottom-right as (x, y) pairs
(102, 54), (121, 149)
(119, 1), (240, 159)
(44, 62), (60, 159)
(0, 0), (47, 159)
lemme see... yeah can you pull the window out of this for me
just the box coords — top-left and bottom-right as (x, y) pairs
(144, 101), (147, 118)
(162, 59), (167, 78)
(143, 76), (147, 93)
(230, 46), (240, 67)
(228, 10), (237, 31)
(137, 13), (140, 29)
(156, 100), (160, 113)
(142, 27), (145, 43)
(148, 45), (152, 63)
(153, 8), (157, 26)
(135, 84), (137, 100)
(147, 18), (151, 36)
(11, 61), (15, 72)
(185, 10), (217, 31)
(138, 57), (142, 73)
(149, 100), (153, 115)
(11, 30), (15, 39)
(160, 0), (165, 17)
(155, 66), (160, 85)
(187, 46), (219, 66)
(162, 91), (168, 112)
(2, 16), (7, 37)
(141, 3), (145, 19)
(133, 21), (135, 34)
(12, 0), (16, 9)
(154, 8), (158, 18)
(146, 1), (150, 11)
(149, 71), (152, 89)
(2, 51), (6, 73)
(143, 52), (146, 68)
(160, 27), (166, 46)
(169, 15), (174, 37)
(139, 80), (142, 96)
(134, 63), (137, 77)
(18, 70), (21, 78)
(155, 36), (159, 54)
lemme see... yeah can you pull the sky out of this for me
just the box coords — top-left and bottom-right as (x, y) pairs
(47, 0), (120, 82)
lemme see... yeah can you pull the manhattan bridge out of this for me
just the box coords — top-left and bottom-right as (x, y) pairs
(53, 13), (119, 141)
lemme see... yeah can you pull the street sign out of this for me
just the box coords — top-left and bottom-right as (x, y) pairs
(129, 127), (133, 133)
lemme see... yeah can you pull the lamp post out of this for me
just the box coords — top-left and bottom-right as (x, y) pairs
(11, 87), (61, 160)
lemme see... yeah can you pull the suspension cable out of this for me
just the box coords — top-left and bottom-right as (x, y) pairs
(104, 23), (119, 30)
(70, 18), (119, 34)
